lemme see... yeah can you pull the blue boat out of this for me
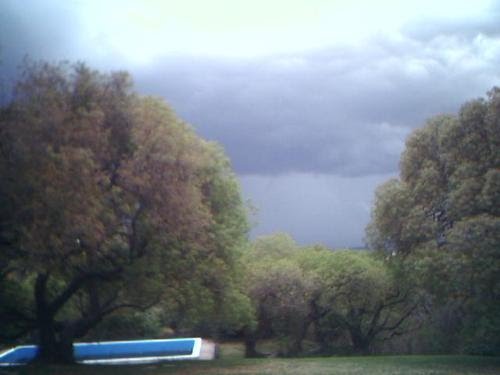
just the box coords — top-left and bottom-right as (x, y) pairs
(0, 337), (202, 365)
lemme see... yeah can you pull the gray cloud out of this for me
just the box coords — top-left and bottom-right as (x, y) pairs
(2, 1), (500, 177)
(0, 1), (83, 74)
(2, 1), (500, 246)
(133, 31), (500, 177)
(241, 172), (393, 247)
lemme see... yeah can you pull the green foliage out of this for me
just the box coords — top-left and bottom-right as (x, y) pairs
(86, 308), (164, 341)
(0, 61), (251, 362)
(243, 235), (311, 355)
(249, 232), (299, 261)
(366, 87), (500, 355)
(243, 235), (419, 356)
(301, 249), (420, 354)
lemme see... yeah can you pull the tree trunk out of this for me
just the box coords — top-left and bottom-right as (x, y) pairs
(56, 330), (76, 364)
(309, 298), (332, 354)
(285, 337), (302, 357)
(37, 320), (57, 363)
(313, 323), (334, 354)
(350, 330), (371, 355)
(244, 335), (259, 357)
(243, 326), (262, 358)
(37, 334), (75, 363)
(35, 316), (76, 363)
(34, 273), (76, 364)
(286, 320), (309, 356)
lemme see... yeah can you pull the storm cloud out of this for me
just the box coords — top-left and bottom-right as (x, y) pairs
(2, 0), (500, 246)
(134, 31), (500, 177)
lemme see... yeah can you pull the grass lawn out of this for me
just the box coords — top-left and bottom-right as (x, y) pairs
(3, 342), (500, 375)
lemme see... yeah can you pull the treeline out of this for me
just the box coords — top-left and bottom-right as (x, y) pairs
(0, 62), (498, 363)
(241, 234), (421, 356)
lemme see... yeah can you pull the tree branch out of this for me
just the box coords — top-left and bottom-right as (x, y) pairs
(48, 268), (123, 316)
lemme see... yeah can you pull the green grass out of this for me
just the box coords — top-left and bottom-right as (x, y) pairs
(3, 342), (500, 375)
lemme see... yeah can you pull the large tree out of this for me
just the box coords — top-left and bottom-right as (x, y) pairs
(242, 234), (311, 357)
(0, 62), (249, 363)
(366, 87), (500, 354)
(298, 249), (420, 354)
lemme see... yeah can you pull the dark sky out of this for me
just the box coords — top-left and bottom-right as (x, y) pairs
(2, 0), (500, 247)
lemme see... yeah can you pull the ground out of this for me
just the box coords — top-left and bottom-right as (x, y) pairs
(2, 342), (499, 374)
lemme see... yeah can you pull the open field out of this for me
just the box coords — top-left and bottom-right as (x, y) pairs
(3, 343), (500, 375)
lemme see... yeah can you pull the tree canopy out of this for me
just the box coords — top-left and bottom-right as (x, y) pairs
(0, 61), (250, 362)
(366, 87), (500, 354)
(241, 234), (418, 356)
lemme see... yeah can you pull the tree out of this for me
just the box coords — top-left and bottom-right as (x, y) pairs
(0, 61), (250, 363)
(298, 249), (420, 354)
(366, 87), (500, 354)
(242, 235), (418, 356)
(246, 259), (312, 356)
(242, 234), (311, 357)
